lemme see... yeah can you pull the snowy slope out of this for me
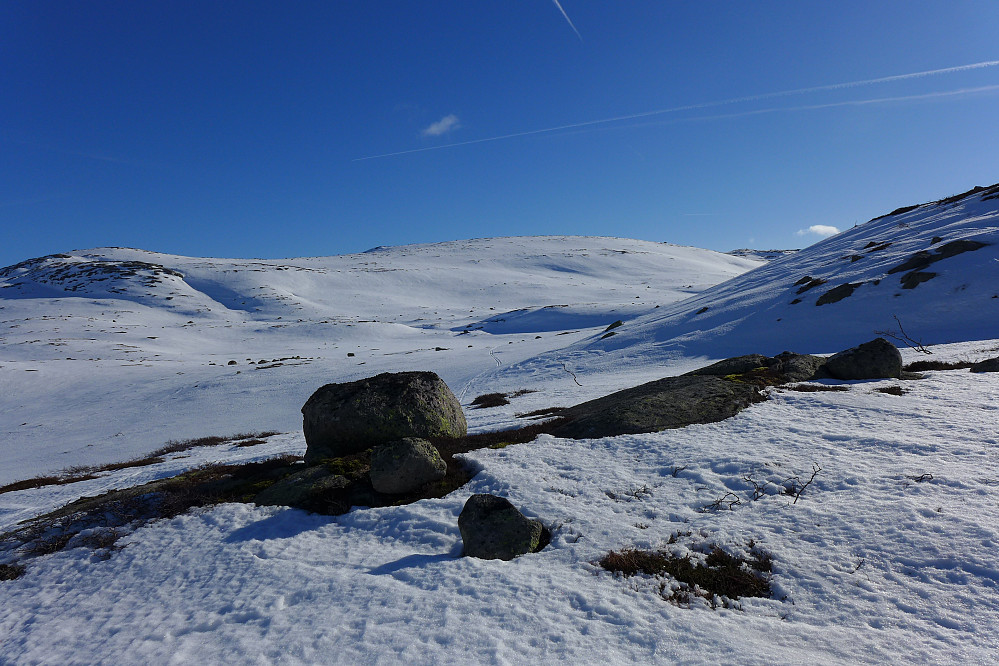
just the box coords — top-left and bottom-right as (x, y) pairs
(601, 184), (999, 357)
(3, 197), (999, 664)
(2, 340), (998, 664)
(0, 237), (760, 482)
(471, 185), (999, 399)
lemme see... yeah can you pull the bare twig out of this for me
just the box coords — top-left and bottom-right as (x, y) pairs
(700, 492), (742, 512)
(906, 473), (933, 483)
(790, 464), (822, 504)
(561, 362), (582, 386)
(875, 314), (931, 354)
(743, 475), (775, 501)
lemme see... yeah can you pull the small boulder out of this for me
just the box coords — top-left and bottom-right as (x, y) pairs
(254, 466), (350, 508)
(768, 352), (827, 382)
(687, 354), (770, 377)
(821, 338), (902, 380)
(970, 357), (999, 373)
(369, 438), (447, 494)
(458, 494), (544, 560)
(302, 371), (467, 463)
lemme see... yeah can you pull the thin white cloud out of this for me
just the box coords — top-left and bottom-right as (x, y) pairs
(355, 59), (999, 161)
(422, 114), (460, 137)
(551, 0), (583, 42)
(797, 225), (840, 237)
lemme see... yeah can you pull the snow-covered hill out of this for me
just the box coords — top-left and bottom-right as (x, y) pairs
(477, 185), (999, 399)
(0, 237), (760, 481)
(609, 184), (999, 357)
(3, 197), (999, 664)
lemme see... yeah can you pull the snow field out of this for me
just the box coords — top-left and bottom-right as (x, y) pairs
(2, 345), (997, 663)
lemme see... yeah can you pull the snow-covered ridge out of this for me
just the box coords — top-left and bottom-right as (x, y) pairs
(0, 236), (761, 481)
(3, 202), (999, 663)
(582, 183), (999, 360)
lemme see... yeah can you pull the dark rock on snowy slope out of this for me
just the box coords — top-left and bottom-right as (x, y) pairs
(821, 337), (902, 380)
(458, 494), (545, 560)
(549, 375), (765, 440)
(302, 371), (466, 463)
(368, 437), (447, 494)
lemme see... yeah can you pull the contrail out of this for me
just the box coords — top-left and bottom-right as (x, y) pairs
(354, 60), (999, 161)
(567, 85), (999, 134)
(551, 0), (583, 42)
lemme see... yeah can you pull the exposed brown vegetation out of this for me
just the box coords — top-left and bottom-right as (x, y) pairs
(903, 360), (974, 372)
(783, 384), (848, 393)
(598, 543), (772, 608)
(0, 431), (282, 497)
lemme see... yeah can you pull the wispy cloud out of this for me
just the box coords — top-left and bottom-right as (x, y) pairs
(797, 225), (840, 237)
(551, 0), (583, 42)
(422, 114), (460, 137)
(355, 60), (999, 161)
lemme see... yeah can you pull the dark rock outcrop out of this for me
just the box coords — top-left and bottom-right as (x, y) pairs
(768, 351), (827, 382)
(815, 282), (862, 306)
(549, 375), (765, 440)
(970, 357), (999, 373)
(254, 466), (350, 507)
(302, 371), (467, 463)
(687, 354), (770, 377)
(369, 438), (447, 494)
(821, 338), (902, 380)
(458, 494), (544, 560)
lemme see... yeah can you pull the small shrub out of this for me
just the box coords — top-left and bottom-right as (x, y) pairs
(903, 360), (973, 372)
(783, 384), (848, 393)
(471, 393), (511, 409)
(598, 543), (772, 607)
(0, 563), (26, 581)
(515, 406), (568, 420)
(0, 474), (99, 495)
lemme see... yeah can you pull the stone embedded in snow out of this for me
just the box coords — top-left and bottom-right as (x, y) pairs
(769, 351), (828, 382)
(687, 352), (825, 384)
(301, 371), (467, 464)
(369, 437), (446, 494)
(253, 466), (349, 508)
(458, 494), (544, 561)
(550, 375), (765, 440)
(970, 357), (999, 373)
(687, 354), (771, 377)
(822, 337), (902, 380)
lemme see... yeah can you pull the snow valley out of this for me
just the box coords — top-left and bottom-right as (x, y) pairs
(1, 184), (999, 664)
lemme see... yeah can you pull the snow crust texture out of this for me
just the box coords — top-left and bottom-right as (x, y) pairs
(2, 194), (999, 663)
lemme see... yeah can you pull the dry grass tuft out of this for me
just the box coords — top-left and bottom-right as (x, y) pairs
(598, 542), (772, 608)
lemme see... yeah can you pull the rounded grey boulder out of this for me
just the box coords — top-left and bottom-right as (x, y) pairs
(302, 371), (467, 463)
(458, 494), (544, 560)
(369, 437), (447, 494)
(822, 337), (902, 380)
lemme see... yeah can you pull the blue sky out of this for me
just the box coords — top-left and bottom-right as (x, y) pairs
(2, 1), (998, 267)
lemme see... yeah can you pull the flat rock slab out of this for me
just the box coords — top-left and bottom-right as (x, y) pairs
(970, 357), (999, 373)
(549, 375), (765, 440)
